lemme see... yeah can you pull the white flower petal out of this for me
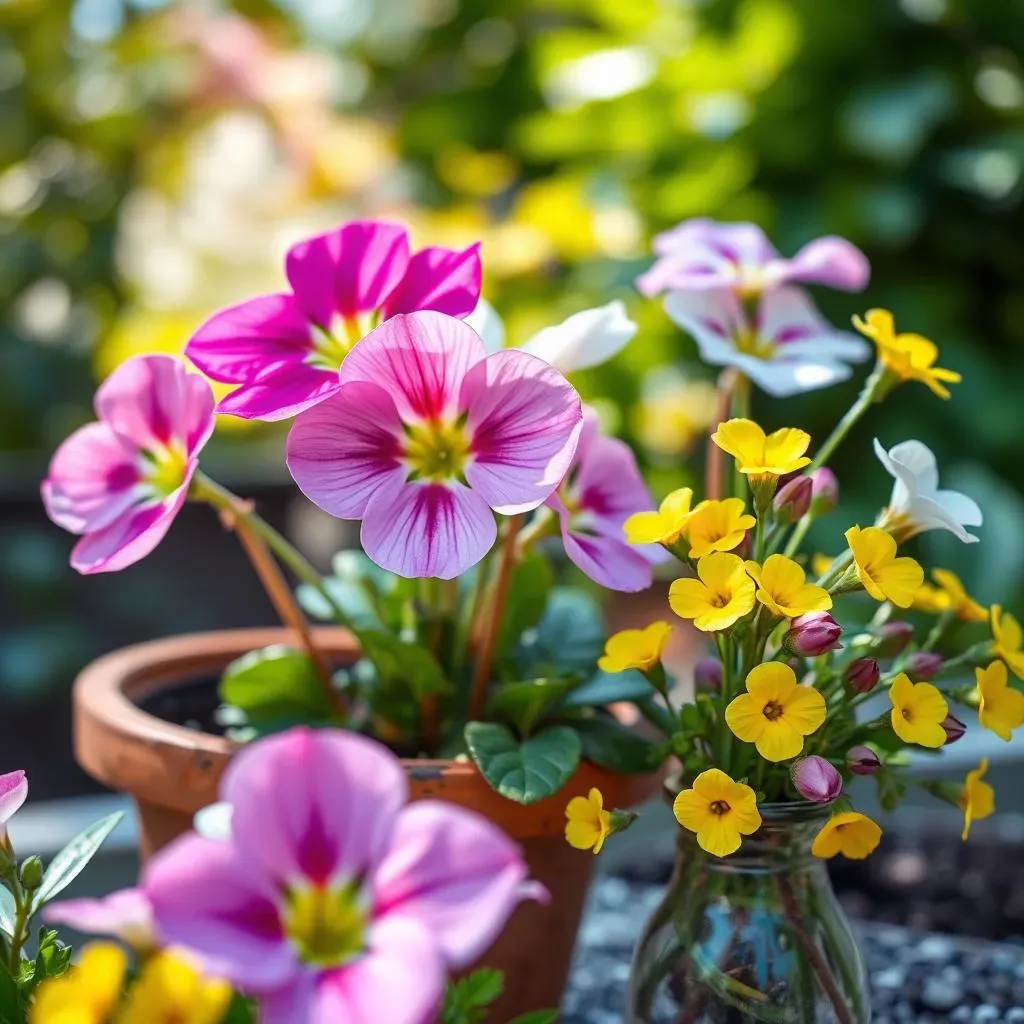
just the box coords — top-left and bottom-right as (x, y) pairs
(744, 358), (851, 397)
(465, 298), (506, 354)
(887, 439), (940, 492)
(193, 801), (233, 841)
(520, 300), (637, 373)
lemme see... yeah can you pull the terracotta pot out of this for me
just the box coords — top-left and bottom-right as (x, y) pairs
(73, 627), (660, 1020)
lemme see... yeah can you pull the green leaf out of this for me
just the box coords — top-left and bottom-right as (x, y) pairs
(508, 1012), (559, 1024)
(574, 715), (661, 773)
(296, 578), (380, 628)
(488, 677), (578, 735)
(465, 723), (581, 805)
(875, 766), (908, 812)
(441, 967), (505, 1023)
(516, 587), (604, 676)
(20, 928), (72, 997)
(219, 645), (333, 721)
(560, 668), (653, 708)
(357, 630), (453, 700)
(32, 811), (124, 911)
(0, 887), (14, 938)
(498, 554), (553, 655)
(0, 959), (24, 1024)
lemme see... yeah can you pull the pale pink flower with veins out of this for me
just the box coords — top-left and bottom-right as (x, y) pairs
(0, 771), (27, 847)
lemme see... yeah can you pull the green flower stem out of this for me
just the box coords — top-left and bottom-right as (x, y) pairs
(4, 870), (29, 971)
(809, 363), (885, 472)
(782, 513), (813, 560)
(921, 610), (957, 652)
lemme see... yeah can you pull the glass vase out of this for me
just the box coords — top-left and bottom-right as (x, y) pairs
(627, 802), (870, 1023)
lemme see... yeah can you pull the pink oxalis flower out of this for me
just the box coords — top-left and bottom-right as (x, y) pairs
(41, 355), (215, 573)
(0, 770), (28, 846)
(141, 728), (545, 1024)
(545, 409), (665, 592)
(186, 220), (482, 421)
(636, 218), (869, 299)
(287, 310), (582, 580)
(45, 888), (155, 951)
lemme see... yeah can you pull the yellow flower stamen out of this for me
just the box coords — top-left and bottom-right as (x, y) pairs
(888, 672), (947, 748)
(565, 788), (611, 854)
(598, 622), (673, 674)
(684, 498), (756, 559)
(811, 812), (882, 860)
(284, 880), (368, 967)
(846, 525), (923, 608)
(404, 418), (471, 483)
(977, 660), (1024, 742)
(725, 662), (826, 762)
(960, 758), (995, 841)
(672, 768), (762, 858)
(668, 552), (756, 633)
(744, 554), (832, 619)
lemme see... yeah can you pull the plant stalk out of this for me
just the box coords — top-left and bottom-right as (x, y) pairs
(705, 368), (737, 501)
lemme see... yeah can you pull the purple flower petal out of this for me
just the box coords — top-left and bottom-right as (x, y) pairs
(286, 382), (406, 519)
(340, 311), (486, 422)
(144, 833), (296, 993)
(571, 412), (655, 527)
(223, 728), (409, 890)
(286, 221), (410, 327)
(380, 243), (482, 320)
(373, 801), (542, 970)
(185, 294), (315, 385)
(216, 362), (342, 422)
(69, 484), (190, 575)
(360, 477), (497, 580)
(461, 350), (582, 515)
(0, 770), (27, 829)
(768, 236), (870, 292)
(95, 354), (215, 455)
(42, 423), (140, 535)
(759, 287), (869, 362)
(43, 889), (154, 948)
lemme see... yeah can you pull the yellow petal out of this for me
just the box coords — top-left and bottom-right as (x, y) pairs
(783, 582), (833, 616)
(672, 789), (711, 832)
(697, 551), (747, 592)
(711, 418), (765, 469)
(724, 693), (767, 744)
(836, 816), (883, 859)
(994, 606), (1023, 652)
(565, 819), (601, 851)
(888, 672), (913, 710)
(696, 815), (742, 857)
(762, 427), (812, 474)
(781, 685), (827, 736)
(623, 510), (671, 545)
(755, 719), (805, 762)
(907, 680), (948, 725)
(852, 308), (894, 343)
(77, 943), (128, 1017)
(811, 820), (844, 859)
(744, 662), (796, 706)
(981, 688), (1024, 742)
(690, 768), (735, 803)
(875, 557), (925, 608)
(660, 487), (694, 521)
(668, 578), (713, 622)
(566, 796), (600, 827)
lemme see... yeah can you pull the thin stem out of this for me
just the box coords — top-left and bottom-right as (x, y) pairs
(809, 365), (883, 472)
(6, 873), (29, 970)
(468, 515), (524, 721)
(729, 373), (751, 501)
(782, 514), (812, 560)
(705, 368), (737, 501)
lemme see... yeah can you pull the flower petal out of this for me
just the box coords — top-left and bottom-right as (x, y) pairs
(663, 289), (745, 359)
(341, 311), (485, 422)
(286, 382), (406, 519)
(782, 685), (827, 735)
(875, 558), (925, 608)
(143, 833), (295, 992)
(185, 294), (314, 385)
(373, 801), (539, 970)
(570, 416), (657, 527)
(42, 423), (141, 535)
(696, 816), (741, 857)
(520, 301), (637, 374)
(462, 350), (583, 515)
(0, 771), (27, 827)
(286, 221), (410, 326)
(44, 889), (153, 948)
(757, 286), (870, 362)
(766, 236), (870, 292)
(360, 477), (497, 580)
(744, 662), (795, 705)
(216, 362), (342, 422)
(380, 243), (482, 320)
(96, 354), (216, 455)
(223, 728), (409, 889)
(756, 720), (805, 762)
(725, 694), (767, 745)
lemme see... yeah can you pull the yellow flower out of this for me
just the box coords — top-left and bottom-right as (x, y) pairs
(711, 418), (812, 479)
(30, 943), (127, 1024)
(668, 552), (756, 632)
(853, 308), (961, 399)
(977, 660), (1024, 742)
(960, 758), (995, 841)
(725, 662), (827, 762)
(744, 554), (832, 619)
(598, 622), (673, 673)
(811, 812), (882, 860)
(672, 769), (762, 858)
(888, 672), (948, 748)
(913, 569), (988, 622)
(812, 553), (835, 579)
(992, 605), (1024, 679)
(685, 498), (757, 559)
(846, 525), (923, 608)
(565, 788), (611, 854)
(118, 951), (232, 1024)
(624, 488), (695, 545)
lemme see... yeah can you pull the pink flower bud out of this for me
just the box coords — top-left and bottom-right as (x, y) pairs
(941, 714), (966, 745)
(773, 475), (812, 525)
(906, 652), (943, 681)
(846, 657), (880, 694)
(846, 746), (881, 776)
(791, 756), (843, 803)
(809, 468), (839, 516)
(875, 621), (913, 658)
(783, 611), (843, 657)
(694, 657), (723, 692)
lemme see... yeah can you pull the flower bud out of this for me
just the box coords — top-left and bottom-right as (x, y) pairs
(783, 611), (843, 657)
(694, 657), (723, 692)
(809, 468), (839, 517)
(941, 714), (966, 745)
(875, 621), (914, 658)
(846, 657), (880, 694)
(791, 756), (843, 803)
(773, 475), (812, 525)
(846, 746), (881, 776)
(19, 854), (43, 891)
(906, 652), (943, 681)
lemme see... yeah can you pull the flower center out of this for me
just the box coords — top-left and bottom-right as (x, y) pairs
(143, 443), (189, 499)
(762, 700), (784, 721)
(734, 327), (775, 360)
(709, 800), (731, 816)
(901, 708), (912, 722)
(307, 316), (369, 371)
(404, 418), (471, 483)
(283, 881), (367, 968)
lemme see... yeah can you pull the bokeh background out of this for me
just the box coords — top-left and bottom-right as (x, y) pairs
(2, 0), (1023, 810)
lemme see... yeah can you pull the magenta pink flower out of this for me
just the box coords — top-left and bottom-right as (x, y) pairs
(545, 409), (664, 592)
(144, 728), (544, 1024)
(41, 355), (214, 574)
(45, 889), (155, 951)
(186, 220), (482, 422)
(0, 770), (27, 845)
(287, 311), (582, 579)
(637, 218), (869, 298)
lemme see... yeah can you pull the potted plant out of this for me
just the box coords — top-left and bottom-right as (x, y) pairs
(46, 220), (665, 1019)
